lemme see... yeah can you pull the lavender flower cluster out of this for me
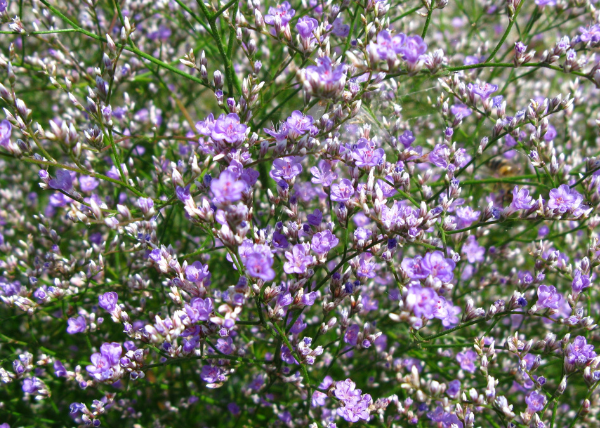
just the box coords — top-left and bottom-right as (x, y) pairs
(1, 0), (600, 426)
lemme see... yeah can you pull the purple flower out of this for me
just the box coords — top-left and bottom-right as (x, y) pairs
(285, 111), (317, 138)
(54, 360), (67, 377)
(354, 227), (372, 241)
(284, 244), (313, 275)
(447, 380), (461, 398)
(511, 186), (534, 210)
(264, 1), (296, 26)
(331, 17), (350, 37)
(433, 296), (461, 328)
(186, 261), (210, 283)
(200, 365), (227, 383)
(422, 251), (456, 283)
(244, 253), (276, 281)
(455, 206), (480, 228)
(373, 30), (406, 59)
(176, 185), (191, 202)
(79, 175), (99, 192)
(398, 130), (415, 148)
(330, 179), (354, 202)
(429, 144), (451, 168)
(211, 170), (246, 204)
(406, 285), (438, 319)
(456, 349), (477, 373)
(49, 169), (73, 191)
(462, 235), (485, 263)
(334, 379), (362, 402)
(66, 315), (87, 334)
(0, 119), (11, 147)
(567, 336), (597, 367)
(467, 82), (498, 100)
(302, 56), (346, 99)
(451, 104), (472, 119)
(536, 285), (561, 309)
(344, 324), (360, 345)
(22, 377), (42, 394)
(311, 160), (338, 186)
(572, 270), (591, 294)
(525, 390), (546, 412)
(211, 113), (247, 146)
(548, 184), (583, 214)
(399, 35), (427, 63)
(270, 157), (303, 181)
(356, 253), (377, 278)
(351, 139), (385, 167)
(98, 291), (118, 312)
(296, 17), (318, 38)
(185, 297), (214, 322)
(337, 394), (372, 422)
(281, 345), (298, 364)
(311, 230), (339, 255)
(86, 342), (122, 382)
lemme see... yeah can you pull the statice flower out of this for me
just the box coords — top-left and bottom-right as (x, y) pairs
(66, 315), (87, 334)
(301, 56), (347, 99)
(185, 261), (211, 283)
(211, 170), (246, 205)
(86, 342), (123, 382)
(536, 285), (561, 309)
(285, 111), (317, 138)
(462, 235), (485, 263)
(284, 244), (314, 275)
(547, 184), (584, 215)
(525, 390), (546, 412)
(185, 297), (213, 322)
(264, 1), (295, 26)
(406, 285), (438, 319)
(351, 139), (385, 168)
(48, 169), (73, 191)
(311, 230), (339, 255)
(311, 160), (338, 186)
(399, 35), (428, 64)
(98, 292), (118, 313)
(566, 336), (596, 365)
(270, 157), (303, 182)
(467, 82), (499, 100)
(511, 186), (534, 210)
(210, 113), (248, 147)
(456, 350), (478, 373)
(0, 119), (11, 147)
(572, 270), (591, 294)
(330, 179), (355, 202)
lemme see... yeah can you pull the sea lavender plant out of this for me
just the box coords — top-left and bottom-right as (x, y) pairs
(1, 0), (600, 426)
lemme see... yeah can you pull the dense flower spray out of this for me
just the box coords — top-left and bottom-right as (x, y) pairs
(1, 0), (600, 427)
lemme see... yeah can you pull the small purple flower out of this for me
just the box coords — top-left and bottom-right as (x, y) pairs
(406, 285), (438, 319)
(429, 144), (451, 168)
(270, 157), (303, 181)
(264, 1), (296, 26)
(356, 253), (377, 278)
(311, 230), (339, 255)
(337, 393), (372, 422)
(334, 378), (362, 402)
(86, 342), (122, 382)
(98, 292), (118, 312)
(54, 360), (67, 377)
(447, 380), (461, 398)
(462, 235), (485, 263)
(567, 336), (596, 366)
(22, 377), (42, 394)
(66, 315), (87, 334)
(344, 324), (360, 345)
(285, 111), (317, 138)
(296, 16), (318, 38)
(525, 390), (546, 412)
(311, 160), (338, 186)
(548, 184), (583, 214)
(211, 170), (246, 204)
(536, 285), (561, 309)
(302, 56), (346, 99)
(572, 270), (591, 294)
(330, 179), (354, 202)
(422, 251), (456, 283)
(186, 261), (211, 283)
(200, 365), (227, 383)
(244, 253), (276, 281)
(211, 113), (247, 146)
(451, 104), (472, 119)
(351, 139), (385, 168)
(79, 175), (99, 192)
(468, 82), (498, 100)
(511, 186), (534, 210)
(456, 350), (477, 373)
(0, 119), (11, 147)
(284, 244), (313, 275)
(185, 297), (214, 322)
(399, 35), (427, 64)
(398, 130), (415, 148)
(176, 185), (191, 202)
(49, 169), (73, 191)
